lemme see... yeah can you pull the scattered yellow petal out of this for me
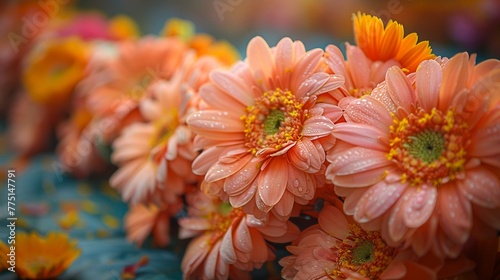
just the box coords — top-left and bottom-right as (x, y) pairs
(103, 214), (120, 229)
(58, 211), (80, 230)
(82, 200), (98, 214)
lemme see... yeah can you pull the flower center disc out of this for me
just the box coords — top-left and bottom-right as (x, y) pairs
(241, 88), (303, 154)
(387, 108), (468, 186)
(330, 224), (394, 279)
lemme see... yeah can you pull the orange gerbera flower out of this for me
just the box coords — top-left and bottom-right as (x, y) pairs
(0, 232), (80, 279)
(353, 12), (435, 72)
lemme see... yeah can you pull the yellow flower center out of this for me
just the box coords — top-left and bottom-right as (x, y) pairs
(207, 202), (244, 245)
(241, 88), (304, 155)
(329, 223), (394, 279)
(387, 108), (468, 186)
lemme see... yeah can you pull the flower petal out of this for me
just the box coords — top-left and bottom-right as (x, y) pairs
(402, 184), (437, 228)
(437, 184), (472, 244)
(187, 110), (244, 132)
(247, 36), (274, 91)
(416, 59), (442, 111)
(386, 66), (415, 111)
(333, 123), (388, 152)
(211, 70), (254, 106)
(291, 48), (323, 96)
(458, 167), (500, 208)
(439, 52), (470, 110)
(258, 157), (288, 208)
(342, 95), (393, 134)
(302, 115), (335, 138)
(206, 153), (253, 183)
(354, 180), (407, 223)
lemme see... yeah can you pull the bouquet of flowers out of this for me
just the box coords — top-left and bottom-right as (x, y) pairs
(1, 2), (499, 279)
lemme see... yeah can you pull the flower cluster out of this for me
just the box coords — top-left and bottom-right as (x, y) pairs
(3, 4), (499, 279)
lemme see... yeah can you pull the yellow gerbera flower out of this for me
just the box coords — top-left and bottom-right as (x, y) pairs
(22, 36), (89, 105)
(353, 12), (435, 72)
(0, 232), (81, 279)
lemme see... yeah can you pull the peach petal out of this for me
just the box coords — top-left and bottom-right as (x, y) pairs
(206, 152), (252, 182)
(247, 36), (274, 91)
(439, 52), (470, 110)
(387, 196), (410, 242)
(249, 229), (269, 264)
(229, 184), (257, 208)
(286, 167), (315, 201)
(211, 70), (254, 106)
(342, 188), (367, 216)
(220, 225), (237, 263)
(258, 157), (288, 207)
(346, 43), (370, 89)
(199, 84), (246, 115)
(333, 123), (388, 152)
(370, 59), (400, 86)
(109, 158), (143, 190)
(386, 66), (415, 111)
(302, 115), (335, 138)
(315, 103), (343, 123)
(275, 37), (294, 87)
(181, 234), (210, 273)
(416, 59), (442, 111)
(224, 157), (261, 196)
(330, 165), (390, 188)
(354, 180), (407, 223)
(379, 261), (407, 279)
(470, 122), (500, 158)
(318, 204), (349, 240)
(234, 221), (252, 254)
(287, 141), (310, 171)
(437, 184), (471, 244)
(409, 215), (438, 256)
(328, 146), (391, 176)
(402, 184), (437, 228)
(187, 110), (244, 132)
(192, 145), (230, 175)
(203, 241), (220, 279)
(291, 49), (323, 96)
(324, 44), (352, 87)
(342, 95), (393, 133)
(273, 190), (295, 217)
(458, 168), (500, 208)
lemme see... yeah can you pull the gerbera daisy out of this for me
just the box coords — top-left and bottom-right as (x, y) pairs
(352, 12), (435, 73)
(109, 51), (221, 205)
(124, 203), (175, 247)
(82, 36), (188, 144)
(279, 197), (439, 280)
(187, 36), (344, 218)
(0, 232), (80, 279)
(326, 53), (500, 258)
(179, 188), (299, 280)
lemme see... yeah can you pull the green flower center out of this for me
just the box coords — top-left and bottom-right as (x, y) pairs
(263, 109), (285, 135)
(403, 130), (446, 163)
(387, 108), (468, 186)
(330, 224), (394, 279)
(241, 88), (304, 155)
(352, 240), (375, 265)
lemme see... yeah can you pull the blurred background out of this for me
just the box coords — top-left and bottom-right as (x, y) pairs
(75, 0), (500, 60)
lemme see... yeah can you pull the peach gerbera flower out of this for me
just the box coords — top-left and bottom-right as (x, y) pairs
(0, 232), (80, 279)
(353, 12), (435, 73)
(326, 53), (500, 258)
(109, 51), (221, 205)
(179, 188), (299, 280)
(187, 36), (344, 218)
(83, 36), (188, 143)
(280, 197), (438, 280)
